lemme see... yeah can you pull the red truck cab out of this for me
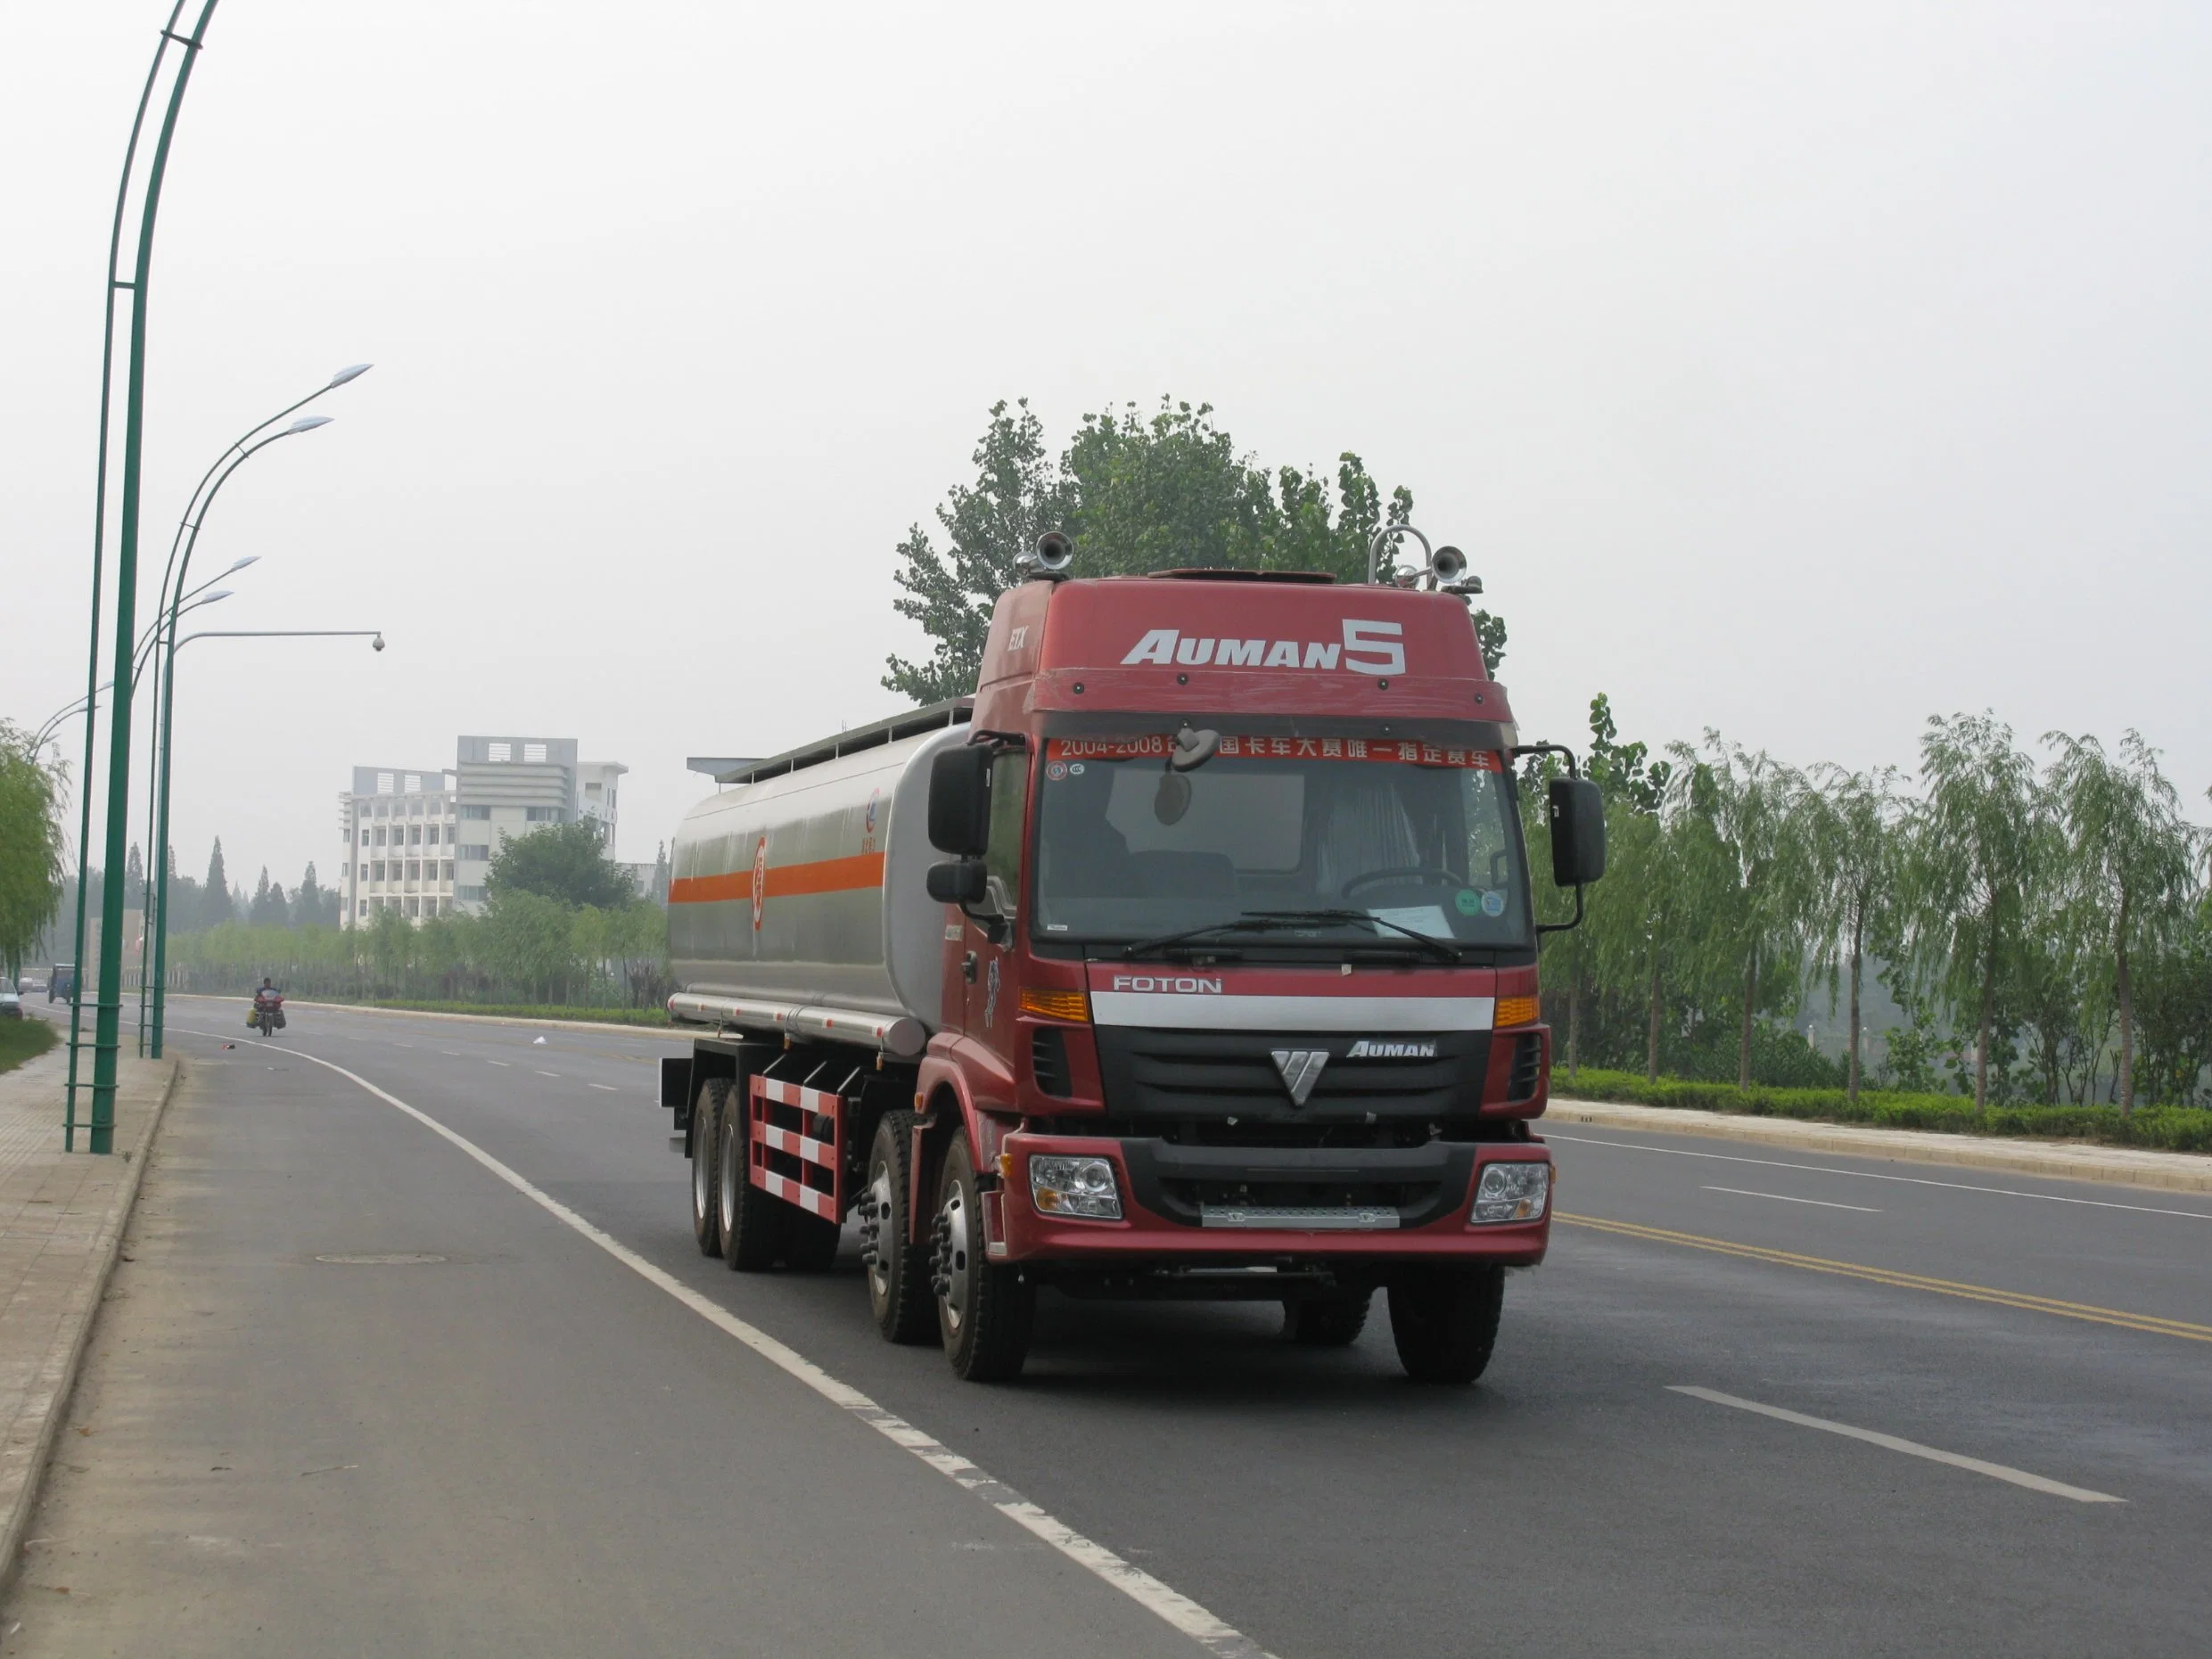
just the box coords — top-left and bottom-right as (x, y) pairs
(904, 557), (1605, 1381)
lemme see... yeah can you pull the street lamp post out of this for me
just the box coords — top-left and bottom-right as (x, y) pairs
(75, 0), (219, 1155)
(148, 629), (386, 1058)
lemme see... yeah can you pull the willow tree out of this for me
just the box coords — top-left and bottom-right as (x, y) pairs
(0, 722), (67, 982)
(2045, 731), (2201, 1114)
(1903, 713), (2046, 1112)
(1798, 765), (1901, 1105)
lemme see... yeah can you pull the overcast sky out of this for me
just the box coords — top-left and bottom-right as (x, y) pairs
(4, 1), (2208, 896)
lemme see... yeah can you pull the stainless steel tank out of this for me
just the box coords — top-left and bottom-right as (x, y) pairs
(667, 722), (966, 1056)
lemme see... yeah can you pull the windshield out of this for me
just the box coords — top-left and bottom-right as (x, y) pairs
(1032, 733), (1532, 953)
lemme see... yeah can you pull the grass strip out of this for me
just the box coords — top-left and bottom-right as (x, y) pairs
(1553, 1067), (2212, 1154)
(0, 1018), (60, 1078)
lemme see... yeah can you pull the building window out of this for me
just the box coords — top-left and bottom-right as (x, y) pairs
(524, 742), (547, 763)
(525, 806), (561, 822)
(586, 782), (603, 799)
(456, 843), (488, 862)
(489, 742), (513, 762)
(405, 774), (422, 793)
(442, 859), (456, 881)
(460, 804), (490, 820)
(370, 861), (383, 882)
(426, 825), (440, 846)
(357, 899), (366, 916)
(405, 897), (420, 917)
(458, 883), (487, 902)
(377, 772), (394, 794)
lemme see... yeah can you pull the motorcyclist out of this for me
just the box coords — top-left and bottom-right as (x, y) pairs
(253, 978), (281, 1010)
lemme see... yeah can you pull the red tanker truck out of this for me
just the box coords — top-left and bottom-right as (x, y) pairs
(659, 529), (1605, 1382)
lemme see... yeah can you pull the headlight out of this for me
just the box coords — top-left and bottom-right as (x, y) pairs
(1472, 1162), (1550, 1223)
(1030, 1154), (1122, 1220)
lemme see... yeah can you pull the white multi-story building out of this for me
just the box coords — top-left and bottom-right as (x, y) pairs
(338, 765), (459, 925)
(341, 738), (627, 926)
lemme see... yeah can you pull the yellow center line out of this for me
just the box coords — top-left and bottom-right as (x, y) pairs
(1555, 1212), (2212, 1343)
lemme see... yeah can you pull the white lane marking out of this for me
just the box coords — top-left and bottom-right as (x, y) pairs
(183, 1030), (1274, 1659)
(1668, 1386), (2123, 1504)
(535, 1071), (562, 1079)
(486, 1060), (510, 1068)
(1703, 1186), (1881, 1212)
(440, 1050), (461, 1057)
(588, 1083), (618, 1093)
(394, 1042), (415, 1049)
(1547, 1132), (2212, 1220)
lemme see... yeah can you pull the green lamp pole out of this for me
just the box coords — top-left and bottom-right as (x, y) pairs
(146, 628), (389, 1059)
(78, 0), (220, 1155)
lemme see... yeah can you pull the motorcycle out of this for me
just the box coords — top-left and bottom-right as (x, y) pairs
(250, 990), (287, 1037)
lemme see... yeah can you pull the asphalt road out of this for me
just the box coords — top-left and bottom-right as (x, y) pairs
(8, 996), (2208, 1656)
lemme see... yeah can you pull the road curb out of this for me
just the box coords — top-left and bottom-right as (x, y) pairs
(209, 998), (686, 1041)
(0, 1056), (182, 1597)
(1544, 1096), (2212, 1195)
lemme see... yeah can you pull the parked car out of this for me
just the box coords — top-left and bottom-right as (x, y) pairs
(0, 990), (21, 1021)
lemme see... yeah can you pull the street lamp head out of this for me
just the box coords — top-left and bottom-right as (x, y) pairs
(201, 590), (233, 605)
(287, 415), (333, 434)
(372, 634), (387, 653)
(327, 363), (373, 387)
(224, 554), (259, 573)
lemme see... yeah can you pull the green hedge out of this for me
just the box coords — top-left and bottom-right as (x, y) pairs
(308, 998), (674, 1029)
(0, 1018), (60, 1077)
(1554, 1067), (2212, 1154)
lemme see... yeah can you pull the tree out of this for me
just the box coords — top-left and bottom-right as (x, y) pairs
(1799, 765), (1901, 1105)
(295, 863), (339, 929)
(201, 838), (234, 933)
(487, 822), (636, 910)
(0, 721), (67, 982)
(2044, 731), (2202, 1114)
(483, 888), (576, 1000)
(249, 866), (291, 929)
(883, 399), (1080, 704)
(884, 398), (1499, 702)
(124, 842), (146, 910)
(1669, 735), (1802, 1088)
(1901, 713), (2047, 1113)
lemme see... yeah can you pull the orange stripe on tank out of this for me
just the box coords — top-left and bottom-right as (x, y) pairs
(668, 851), (885, 906)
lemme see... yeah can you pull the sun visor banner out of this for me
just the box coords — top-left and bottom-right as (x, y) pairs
(1044, 735), (1503, 770)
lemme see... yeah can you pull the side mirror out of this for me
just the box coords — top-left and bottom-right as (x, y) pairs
(927, 745), (992, 856)
(1548, 778), (1608, 887)
(926, 859), (989, 906)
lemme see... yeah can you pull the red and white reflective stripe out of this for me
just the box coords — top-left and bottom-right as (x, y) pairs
(748, 1073), (842, 1219)
(755, 1166), (838, 1221)
(755, 1120), (835, 1167)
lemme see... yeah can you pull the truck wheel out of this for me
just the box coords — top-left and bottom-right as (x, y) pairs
(718, 1085), (780, 1270)
(691, 1078), (725, 1257)
(861, 1112), (933, 1344)
(1285, 1288), (1371, 1347)
(931, 1137), (1033, 1382)
(781, 1210), (842, 1273)
(1387, 1265), (1505, 1384)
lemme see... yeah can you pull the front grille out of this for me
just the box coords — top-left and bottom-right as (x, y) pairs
(1120, 1137), (1477, 1228)
(1031, 1027), (1074, 1097)
(1507, 1034), (1542, 1100)
(1094, 1025), (1490, 1129)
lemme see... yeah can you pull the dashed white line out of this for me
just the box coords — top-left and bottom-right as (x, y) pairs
(440, 1050), (461, 1056)
(1703, 1186), (1881, 1212)
(486, 1060), (510, 1068)
(535, 1071), (562, 1079)
(588, 1083), (618, 1092)
(1669, 1386), (2123, 1504)
(187, 1031), (1274, 1659)
(1547, 1132), (2212, 1220)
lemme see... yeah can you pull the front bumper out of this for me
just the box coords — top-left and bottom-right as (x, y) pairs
(992, 1130), (1552, 1267)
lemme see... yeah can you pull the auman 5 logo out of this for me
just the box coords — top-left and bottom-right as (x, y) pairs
(1121, 620), (1405, 677)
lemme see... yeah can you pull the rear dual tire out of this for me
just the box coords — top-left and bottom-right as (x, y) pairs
(863, 1112), (933, 1343)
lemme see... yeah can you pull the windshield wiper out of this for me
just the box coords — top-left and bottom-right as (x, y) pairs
(1120, 910), (1462, 963)
(1123, 924), (1309, 959)
(1242, 908), (1464, 963)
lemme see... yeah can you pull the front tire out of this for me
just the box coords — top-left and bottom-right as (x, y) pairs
(691, 1079), (725, 1256)
(718, 1085), (780, 1270)
(1388, 1265), (1505, 1384)
(932, 1137), (1033, 1382)
(862, 1112), (933, 1343)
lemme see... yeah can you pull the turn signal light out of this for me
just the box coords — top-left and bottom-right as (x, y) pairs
(1495, 996), (1540, 1029)
(1018, 987), (1090, 1022)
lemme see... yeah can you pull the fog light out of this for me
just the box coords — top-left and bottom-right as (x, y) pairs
(1472, 1162), (1550, 1223)
(1031, 1154), (1122, 1220)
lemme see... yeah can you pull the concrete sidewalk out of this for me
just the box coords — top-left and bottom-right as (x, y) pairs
(1548, 1094), (2212, 1194)
(0, 1022), (177, 1596)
